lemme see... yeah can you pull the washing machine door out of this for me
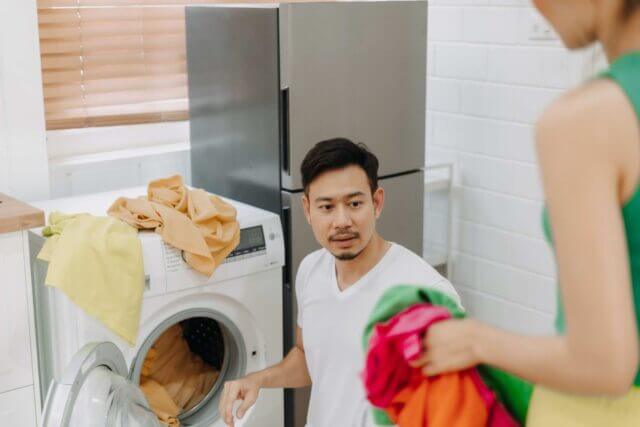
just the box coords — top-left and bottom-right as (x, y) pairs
(41, 342), (161, 427)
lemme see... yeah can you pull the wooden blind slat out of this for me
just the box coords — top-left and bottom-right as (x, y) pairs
(44, 73), (186, 99)
(37, 0), (321, 130)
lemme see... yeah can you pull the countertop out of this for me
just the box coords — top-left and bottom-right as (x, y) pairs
(0, 193), (45, 234)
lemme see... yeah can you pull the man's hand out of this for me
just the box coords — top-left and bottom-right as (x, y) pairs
(218, 373), (263, 426)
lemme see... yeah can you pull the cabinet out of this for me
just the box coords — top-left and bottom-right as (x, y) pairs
(0, 385), (37, 426)
(0, 194), (44, 426)
(0, 232), (33, 394)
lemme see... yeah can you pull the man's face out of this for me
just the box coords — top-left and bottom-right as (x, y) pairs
(302, 165), (384, 261)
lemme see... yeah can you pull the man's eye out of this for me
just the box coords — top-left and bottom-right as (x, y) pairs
(320, 205), (333, 211)
(350, 201), (362, 208)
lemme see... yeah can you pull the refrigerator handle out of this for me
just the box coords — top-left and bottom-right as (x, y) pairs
(281, 205), (292, 292)
(280, 87), (290, 175)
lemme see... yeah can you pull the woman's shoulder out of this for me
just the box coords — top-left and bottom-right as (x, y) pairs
(536, 78), (640, 203)
(537, 79), (638, 158)
(539, 79), (632, 133)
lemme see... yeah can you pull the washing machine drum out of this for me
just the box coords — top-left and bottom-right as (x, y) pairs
(183, 317), (225, 369)
(136, 318), (225, 418)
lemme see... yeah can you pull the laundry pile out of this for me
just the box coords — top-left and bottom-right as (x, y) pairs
(362, 285), (533, 427)
(140, 323), (221, 426)
(108, 175), (240, 276)
(37, 175), (240, 344)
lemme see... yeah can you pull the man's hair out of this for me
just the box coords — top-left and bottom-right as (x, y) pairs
(300, 138), (379, 195)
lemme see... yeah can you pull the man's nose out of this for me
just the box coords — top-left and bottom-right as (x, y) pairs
(333, 205), (353, 228)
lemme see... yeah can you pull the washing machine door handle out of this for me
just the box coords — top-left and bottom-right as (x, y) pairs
(40, 342), (160, 427)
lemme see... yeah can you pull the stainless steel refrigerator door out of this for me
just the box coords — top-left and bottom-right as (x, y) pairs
(282, 169), (423, 426)
(186, 6), (282, 214)
(279, 1), (427, 190)
(377, 171), (425, 256)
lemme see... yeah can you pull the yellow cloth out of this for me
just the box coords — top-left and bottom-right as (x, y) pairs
(527, 385), (640, 426)
(37, 212), (144, 345)
(108, 175), (240, 276)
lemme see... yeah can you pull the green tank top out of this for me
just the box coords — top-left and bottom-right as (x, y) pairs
(542, 51), (640, 386)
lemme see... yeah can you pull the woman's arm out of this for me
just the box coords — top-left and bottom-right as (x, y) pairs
(416, 80), (639, 395)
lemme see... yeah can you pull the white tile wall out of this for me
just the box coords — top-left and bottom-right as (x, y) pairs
(426, 1), (601, 334)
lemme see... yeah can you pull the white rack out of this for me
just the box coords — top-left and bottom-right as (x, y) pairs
(423, 163), (454, 278)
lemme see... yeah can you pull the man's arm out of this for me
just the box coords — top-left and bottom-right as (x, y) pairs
(253, 326), (311, 388)
(219, 327), (311, 426)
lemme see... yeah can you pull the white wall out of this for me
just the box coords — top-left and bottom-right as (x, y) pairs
(425, 0), (603, 334)
(0, 0), (49, 201)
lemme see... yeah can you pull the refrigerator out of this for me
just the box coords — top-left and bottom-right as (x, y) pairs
(185, 2), (427, 426)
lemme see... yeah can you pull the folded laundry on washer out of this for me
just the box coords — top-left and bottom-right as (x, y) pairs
(362, 285), (533, 427)
(140, 323), (221, 425)
(108, 175), (240, 276)
(37, 211), (144, 345)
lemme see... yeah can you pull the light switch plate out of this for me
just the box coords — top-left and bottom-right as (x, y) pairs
(528, 11), (556, 41)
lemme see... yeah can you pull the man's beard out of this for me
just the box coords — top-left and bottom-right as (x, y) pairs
(334, 249), (363, 261)
(329, 231), (363, 261)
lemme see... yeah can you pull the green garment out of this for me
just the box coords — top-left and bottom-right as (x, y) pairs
(363, 285), (533, 425)
(542, 51), (640, 385)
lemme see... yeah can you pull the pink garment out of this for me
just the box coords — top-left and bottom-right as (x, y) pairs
(364, 304), (450, 408)
(363, 303), (519, 427)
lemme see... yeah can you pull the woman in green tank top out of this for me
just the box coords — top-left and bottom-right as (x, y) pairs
(410, 1), (640, 425)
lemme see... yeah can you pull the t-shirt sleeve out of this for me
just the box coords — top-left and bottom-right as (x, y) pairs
(431, 277), (464, 310)
(295, 256), (310, 329)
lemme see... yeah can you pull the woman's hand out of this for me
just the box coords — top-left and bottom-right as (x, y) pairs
(410, 318), (486, 376)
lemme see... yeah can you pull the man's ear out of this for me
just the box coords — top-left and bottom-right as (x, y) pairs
(373, 187), (384, 219)
(302, 193), (312, 225)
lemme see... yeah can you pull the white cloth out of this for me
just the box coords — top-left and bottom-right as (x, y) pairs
(295, 243), (461, 427)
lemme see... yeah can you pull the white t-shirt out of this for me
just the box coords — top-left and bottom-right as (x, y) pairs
(295, 243), (461, 427)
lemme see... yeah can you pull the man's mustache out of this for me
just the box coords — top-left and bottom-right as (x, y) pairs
(329, 231), (360, 241)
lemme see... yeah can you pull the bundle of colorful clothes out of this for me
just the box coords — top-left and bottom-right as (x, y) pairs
(362, 285), (533, 427)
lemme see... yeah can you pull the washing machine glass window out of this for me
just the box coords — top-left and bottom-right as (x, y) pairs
(40, 342), (161, 427)
(130, 308), (247, 425)
(69, 366), (161, 427)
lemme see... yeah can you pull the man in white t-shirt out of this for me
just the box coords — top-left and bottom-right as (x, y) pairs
(219, 138), (460, 427)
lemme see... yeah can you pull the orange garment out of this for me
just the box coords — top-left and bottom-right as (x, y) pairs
(108, 175), (240, 276)
(140, 379), (180, 426)
(387, 370), (488, 427)
(140, 324), (221, 425)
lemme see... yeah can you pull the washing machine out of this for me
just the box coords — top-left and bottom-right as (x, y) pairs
(27, 187), (285, 426)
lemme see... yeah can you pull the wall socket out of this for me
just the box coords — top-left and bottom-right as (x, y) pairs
(528, 11), (556, 41)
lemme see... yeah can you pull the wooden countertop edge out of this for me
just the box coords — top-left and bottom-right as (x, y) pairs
(0, 193), (45, 234)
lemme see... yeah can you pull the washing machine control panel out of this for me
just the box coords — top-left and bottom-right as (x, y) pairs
(225, 225), (267, 262)
(151, 211), (285, 293)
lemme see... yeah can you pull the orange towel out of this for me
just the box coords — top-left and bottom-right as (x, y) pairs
(140, 324), (221, 424)
(387, 371), (488, 427)
(140, 379), (181, 427)
(108, 175), (240, 276)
